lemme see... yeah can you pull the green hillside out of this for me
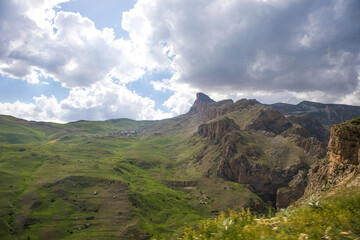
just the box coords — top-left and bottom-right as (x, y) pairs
(0, 115), (260, 239)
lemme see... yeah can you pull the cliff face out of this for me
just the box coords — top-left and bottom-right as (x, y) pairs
(198, 117), (241, 145)
(305, 118), (360, 195)
(188, 93), (216, 116)
(327, 120), (360, 170)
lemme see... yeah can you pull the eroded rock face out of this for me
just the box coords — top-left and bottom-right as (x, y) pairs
(305, 118), (360, 194)
(218, 155), (281, 196)
(217, 154), (309, 207)
(244, 107), (292, 134)
(328, 121), (360, 171)
(198, 117), (241, 145)
(197, 116), (310, 207)
(188, 93), (216, 116)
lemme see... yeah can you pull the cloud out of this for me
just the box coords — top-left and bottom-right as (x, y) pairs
(1, 0), (359, 123)
(0, 78), (171, 123)
(124, 0), (360, 104)
(0, 0), (157, 87)
(0, 0), (172, 122)
(60, 79), (171, 121)
(0, 95), (63, 122)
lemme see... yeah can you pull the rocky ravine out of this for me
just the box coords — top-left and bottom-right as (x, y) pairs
(190, 94), (318, 208)
(185, 93), (358, 208)
(198, 117), (310, 208)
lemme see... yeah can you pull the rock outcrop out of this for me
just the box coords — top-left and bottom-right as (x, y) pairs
(198, 117), (242, 145)
(327, 119), (360, 170)
(305, 117), (360, 195)
(166, 181), (197, 187)
(188, 93), (216, 116)
(244, 107), (292, 135)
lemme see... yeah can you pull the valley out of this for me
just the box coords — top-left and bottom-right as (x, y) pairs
(0, 93), (360, 239)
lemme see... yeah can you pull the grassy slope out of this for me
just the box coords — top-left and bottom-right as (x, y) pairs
(0, 116), (214, 239)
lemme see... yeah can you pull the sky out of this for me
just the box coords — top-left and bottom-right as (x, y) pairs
(0, 0), (359, 123)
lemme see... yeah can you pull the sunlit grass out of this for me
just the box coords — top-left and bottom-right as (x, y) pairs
(181, 188), (360, 239)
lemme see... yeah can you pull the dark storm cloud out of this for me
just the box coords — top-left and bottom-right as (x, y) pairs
(127, 0), (360, 96)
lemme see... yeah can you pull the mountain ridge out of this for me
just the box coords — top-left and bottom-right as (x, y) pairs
(0, 93), (360, 239)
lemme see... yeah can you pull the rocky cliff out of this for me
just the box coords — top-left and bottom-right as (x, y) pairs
(305, 117), (360, 195)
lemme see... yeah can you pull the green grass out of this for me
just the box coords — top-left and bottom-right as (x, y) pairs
(0, 118), (215, 239)
(350, 116), (360, 124)
(180, 187), (360, 239)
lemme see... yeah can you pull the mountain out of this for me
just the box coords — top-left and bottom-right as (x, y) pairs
(180, 116), (360, 239)
(269, 101), (360, 130)
(0, 93), (359, 239)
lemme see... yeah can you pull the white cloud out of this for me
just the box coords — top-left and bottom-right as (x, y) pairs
(60, 79), (171, 121)
(0, 78), (171, 123)
(0, 0), (173, 122)
(0, 95), (64, 122)
(0, 0), (159, 87)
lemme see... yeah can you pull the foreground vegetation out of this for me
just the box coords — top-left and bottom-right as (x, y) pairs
(181, 188), (360, 239)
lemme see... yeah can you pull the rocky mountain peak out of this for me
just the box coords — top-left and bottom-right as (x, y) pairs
(187, 93), (219, 117)
(196, 92), (215, 103)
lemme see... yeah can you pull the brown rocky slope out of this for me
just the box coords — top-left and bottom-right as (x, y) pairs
(185, 93), (323, 208)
